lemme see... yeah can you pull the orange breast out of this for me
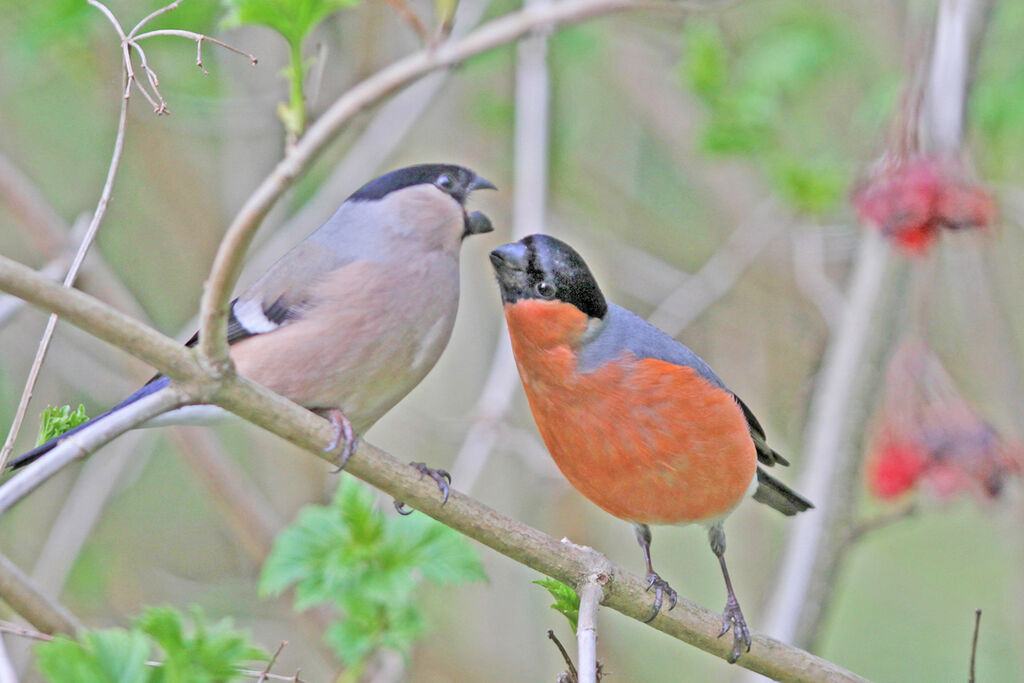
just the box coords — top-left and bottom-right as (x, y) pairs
(505, 300), (757, 525)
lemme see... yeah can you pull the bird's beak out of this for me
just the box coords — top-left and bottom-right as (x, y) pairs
(468, 175), (497, 193)
(489, 241), (528, 272)
(464, 210), (494, 236)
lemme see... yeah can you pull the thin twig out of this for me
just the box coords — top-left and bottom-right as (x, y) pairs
(0, 620), (54, 642)
(384, 0), (430, 44)
(0, 64), (131, 473)
(548, 629), (578, 683)
(0, 151), (68, 258)
(127, 0), (182, 38)
(648, 199), (789, 335)
(577, 574), (606, 683)
(131, 30), (258, 64)
(256, 641), (288, 683)
(969, 608), (982, 683)
(842, 501), (918, 548)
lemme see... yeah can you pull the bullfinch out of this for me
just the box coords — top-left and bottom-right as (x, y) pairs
(10, 163), (496, 503)
(489, 234), (812, 663)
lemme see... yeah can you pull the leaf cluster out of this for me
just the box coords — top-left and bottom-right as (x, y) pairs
(34, 606), (267, 683)
(259, 477), (486, 669)
(36, 404), (89, 446)
(679, 11), (848, 215)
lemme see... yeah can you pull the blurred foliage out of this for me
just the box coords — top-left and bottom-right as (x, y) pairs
(533, 577), (580, 634)
(35, 605), (267, 683)
(970, 1), (1024, 179)
(259, 478), (486, 672)
(222, 0), (361, 139)
(679, 9), (852, 215)
(36, 403), (89, 445)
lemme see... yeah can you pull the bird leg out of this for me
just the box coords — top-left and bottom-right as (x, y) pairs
(394, 462), (452, 515)
(317, 408), (359, 472)
(632, 523), (678, 622)
(708, 523), (751, 664)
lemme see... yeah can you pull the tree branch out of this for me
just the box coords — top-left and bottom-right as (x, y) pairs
(577, 572), (606, 683)
(0, 261), (865, 680)
(0, 552), (84, 635)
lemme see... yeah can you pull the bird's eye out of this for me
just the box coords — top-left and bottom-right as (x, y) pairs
(535, 281), (556, 299)
(436, 174), (455, 191)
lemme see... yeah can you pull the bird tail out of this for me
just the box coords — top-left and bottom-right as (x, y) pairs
(753, 467), (814, 516)
(5, 378), (170, 471)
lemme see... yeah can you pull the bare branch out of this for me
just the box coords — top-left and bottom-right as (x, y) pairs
(648, 199), (789, 335)
(577, 574), (606, 683)
(127, 0), (182, 39)
(130, 30), (258, 66)
(0, 552), (84, 635)
(548, 629), (578, 682)
(198, 0), (681, 364)
(256, 640), (288, 683)
(0, 152), (68, 259)
(969, 608), (981, 683)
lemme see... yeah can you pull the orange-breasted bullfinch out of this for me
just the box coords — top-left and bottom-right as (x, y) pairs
(489, 234), (812, 663)
(10, 164), (496, 503)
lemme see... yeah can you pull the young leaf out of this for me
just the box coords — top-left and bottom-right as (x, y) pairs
(137, 605), (268, 682)
(35, 630), (150, 683)
(36, 404), (89, 445)
(533, 577), (580, 634)
(261, 477), (486, 669)
(222, 0), (360, 50)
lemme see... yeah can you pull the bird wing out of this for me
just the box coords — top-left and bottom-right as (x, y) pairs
(579, 303), (789, 467)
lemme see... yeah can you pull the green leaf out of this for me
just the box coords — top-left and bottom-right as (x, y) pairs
(681, 21), (727, 100)
(35, 630), (150, 683)
(137, 605), (267, 682)
(261, 478), (486, 669)
(37, 404), (89, 445)
(533, 577), (580, 634)
(770, 157), (845, 216)
(221, 0), (360, 49)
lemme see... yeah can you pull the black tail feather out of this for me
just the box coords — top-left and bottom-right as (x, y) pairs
(753, 467), (814, 516)
(5, 377), (170, 471)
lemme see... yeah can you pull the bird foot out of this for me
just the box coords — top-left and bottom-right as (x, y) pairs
(320, 409), (358, 472)
(393, 462), (452, 515)
(642, 571), (678, 623)
(718, 595), (751, 664)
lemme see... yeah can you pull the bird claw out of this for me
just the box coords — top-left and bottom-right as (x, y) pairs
(392, 462), (452, 514)
(322, 409), (359, 472)
(718, 596), (751, 664)
(642, 571), (678, 623)
(413, 461), (451, 504)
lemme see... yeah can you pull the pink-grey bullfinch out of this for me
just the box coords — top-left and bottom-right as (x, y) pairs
(10, 164), (496, 503)
(489, 234), (812, 663)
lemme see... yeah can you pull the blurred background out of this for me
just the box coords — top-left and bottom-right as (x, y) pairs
(1, 0), (1023, 680)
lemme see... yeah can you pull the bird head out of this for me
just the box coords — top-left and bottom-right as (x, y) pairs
(489, 234), (607, 320)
